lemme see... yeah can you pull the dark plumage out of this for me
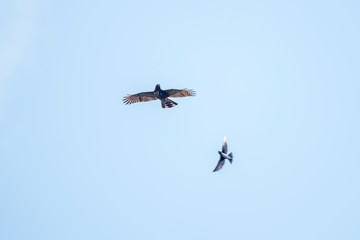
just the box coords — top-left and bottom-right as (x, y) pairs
(123, 84), (196, 108)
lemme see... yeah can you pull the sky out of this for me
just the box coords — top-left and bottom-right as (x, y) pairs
(1, 0), (359, 239)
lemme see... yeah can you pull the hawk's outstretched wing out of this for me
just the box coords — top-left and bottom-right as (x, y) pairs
(123, 91), (157, 105)
(213, 158), (225, 172)
(165, 89), (196, 98)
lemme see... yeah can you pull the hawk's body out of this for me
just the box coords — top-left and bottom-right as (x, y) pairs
(123, 84), (195, 108)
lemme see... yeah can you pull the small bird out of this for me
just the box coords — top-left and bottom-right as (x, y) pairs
(213, 136), (233, 172)
(123, 84), (196, 108)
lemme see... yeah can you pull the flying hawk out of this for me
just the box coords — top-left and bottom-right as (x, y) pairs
(213, 136), (233, 172)
(123, 84), (196, 108)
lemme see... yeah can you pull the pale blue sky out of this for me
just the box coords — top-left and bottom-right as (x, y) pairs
(1, 0), (359, 239)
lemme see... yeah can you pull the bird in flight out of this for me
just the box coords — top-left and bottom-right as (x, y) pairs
(123, 84), (196, 108)
(213, 136), (233, 172)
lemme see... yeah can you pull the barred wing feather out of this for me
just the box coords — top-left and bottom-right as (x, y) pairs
(123, 91), (157, 105)
(165, 89), (196, 98)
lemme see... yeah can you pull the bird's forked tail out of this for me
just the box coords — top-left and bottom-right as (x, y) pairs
(228, 152), (233, 164)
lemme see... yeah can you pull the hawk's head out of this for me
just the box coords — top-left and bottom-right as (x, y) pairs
(154, 84), (161, 91)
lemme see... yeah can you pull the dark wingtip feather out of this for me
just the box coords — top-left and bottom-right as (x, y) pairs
(123, 95), (135, 105)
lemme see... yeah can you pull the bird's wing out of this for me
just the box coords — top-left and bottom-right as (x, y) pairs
(213, 158), (225, 172)
(222, 136), (228, 154)
(123, 91), (157, 105)
(164, 89), (196, 98)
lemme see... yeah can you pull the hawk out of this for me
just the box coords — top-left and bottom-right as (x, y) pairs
(123, 84), (196, 108)
(213, 136), (233, 172)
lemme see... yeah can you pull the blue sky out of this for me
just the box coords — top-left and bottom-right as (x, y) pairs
(1, 0), (359, 239)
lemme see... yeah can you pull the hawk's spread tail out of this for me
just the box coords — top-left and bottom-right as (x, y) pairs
(161, 98), (178, 108)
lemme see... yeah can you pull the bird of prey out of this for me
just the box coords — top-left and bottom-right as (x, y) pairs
(123, 84), (196, 108)
(213, 136), (233, 172)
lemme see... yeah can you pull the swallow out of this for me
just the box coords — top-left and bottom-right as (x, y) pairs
(213, 136), (233, 172)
